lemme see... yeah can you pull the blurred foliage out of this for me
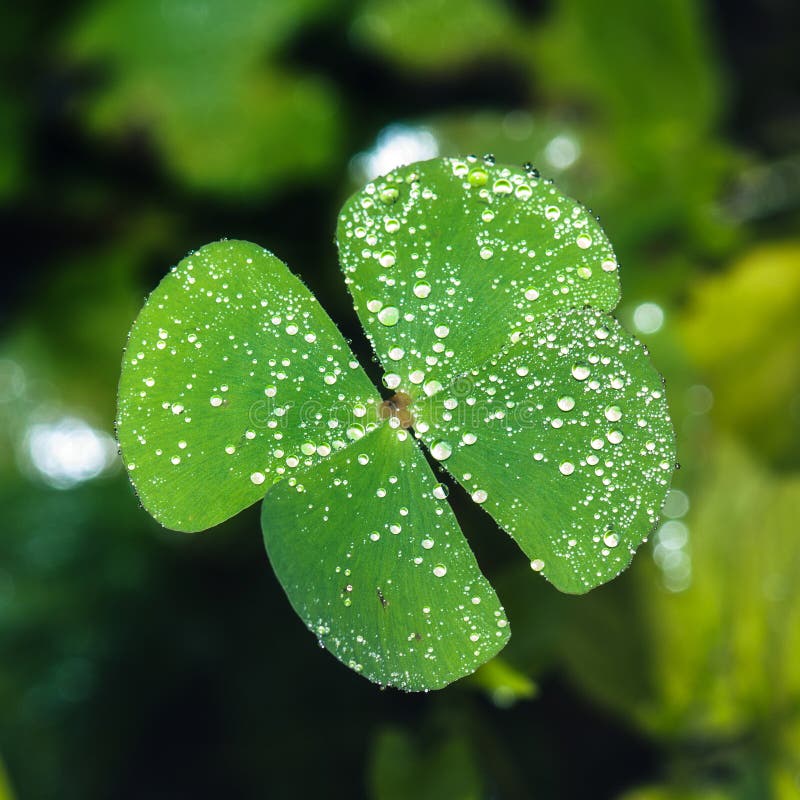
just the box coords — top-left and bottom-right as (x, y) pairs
(370, 725), (483, 800)
(65, 0), (343, 194)
(681, 242), (800, 467)
(467, 657), (537, 708)
(352, 0), (513, 72)
(0, 758), (13, 800)
(0, 93), (24, 201)
(2, 0), (800, 797)
(526, 0), (738, 262)
(556, 440), (800, 796)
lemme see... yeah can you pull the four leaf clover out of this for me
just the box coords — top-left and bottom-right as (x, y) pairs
(117, 157), (675, 690)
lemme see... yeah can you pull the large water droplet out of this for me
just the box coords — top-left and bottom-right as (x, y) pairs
(524, 287), (540, 301)
(432, 483), (449, 499)
(413, 281), (431, 298)
(378, 306), (400, 326)
(571, 363), (590, 381)
(557, 396), (575, 412)
(430, 441), (453, 461)
(603, 529), (619, 548)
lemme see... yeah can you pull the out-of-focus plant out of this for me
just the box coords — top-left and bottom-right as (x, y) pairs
(65, 0), (343, 194)
(682, 243), (800, 468)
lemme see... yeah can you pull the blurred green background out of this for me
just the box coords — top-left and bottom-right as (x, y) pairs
(1, 0), (799, 797)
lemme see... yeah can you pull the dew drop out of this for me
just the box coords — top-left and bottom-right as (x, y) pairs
(468, 168), (488, 186)
(431, 441), (453, 461)
(603, 529), (620, 548)
(424, 380), (443, 396)
(524, 287), (540, 301)
(559, 461), (575, 476)
(471, 489), (488, 503)
(347, 424), (365, 440)
(432, 483), (449, 499)
(433, 564), (447, 578)
(250, 472), (265, 485)
(413, 281), (431, 298)
(557, 396), (575, 412)
(378, 306), (400, 326)
(530, 559), (545, 572)
(571, 363), (590, 381)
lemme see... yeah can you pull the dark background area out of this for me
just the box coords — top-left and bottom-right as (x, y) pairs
(1, 1), (799, 798)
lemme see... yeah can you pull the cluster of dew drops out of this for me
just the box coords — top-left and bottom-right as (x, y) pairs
(418, 311), (673, 586)
(120, 246), (380, 495)
(338, 153), (619, 403)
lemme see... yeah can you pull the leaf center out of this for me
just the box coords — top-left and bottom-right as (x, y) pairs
(379, 391), (415, 428)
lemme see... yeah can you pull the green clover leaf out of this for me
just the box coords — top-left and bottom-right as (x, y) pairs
(117, 157), (676, 690)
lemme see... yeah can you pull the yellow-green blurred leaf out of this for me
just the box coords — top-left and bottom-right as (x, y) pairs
(640, 439), (800, 737)
(0, 757), (14, 800)
(466, 656), (537, 708)
(681, 242), (800, 466)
